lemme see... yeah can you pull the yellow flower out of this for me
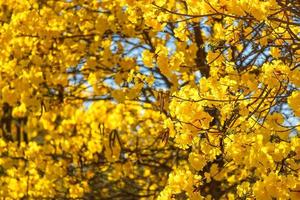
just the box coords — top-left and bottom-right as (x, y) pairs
(288, 91), (300, 116)
(189, 152), (207, 171)
(12, 103), (27, 118)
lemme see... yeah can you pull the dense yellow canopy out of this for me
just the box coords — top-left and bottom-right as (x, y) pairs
(0, 0), (299, 199)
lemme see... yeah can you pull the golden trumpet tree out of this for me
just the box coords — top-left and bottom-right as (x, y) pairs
(0, 0), (300, 199)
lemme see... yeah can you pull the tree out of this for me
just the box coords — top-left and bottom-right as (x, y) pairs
(0, 0), (300, 199)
